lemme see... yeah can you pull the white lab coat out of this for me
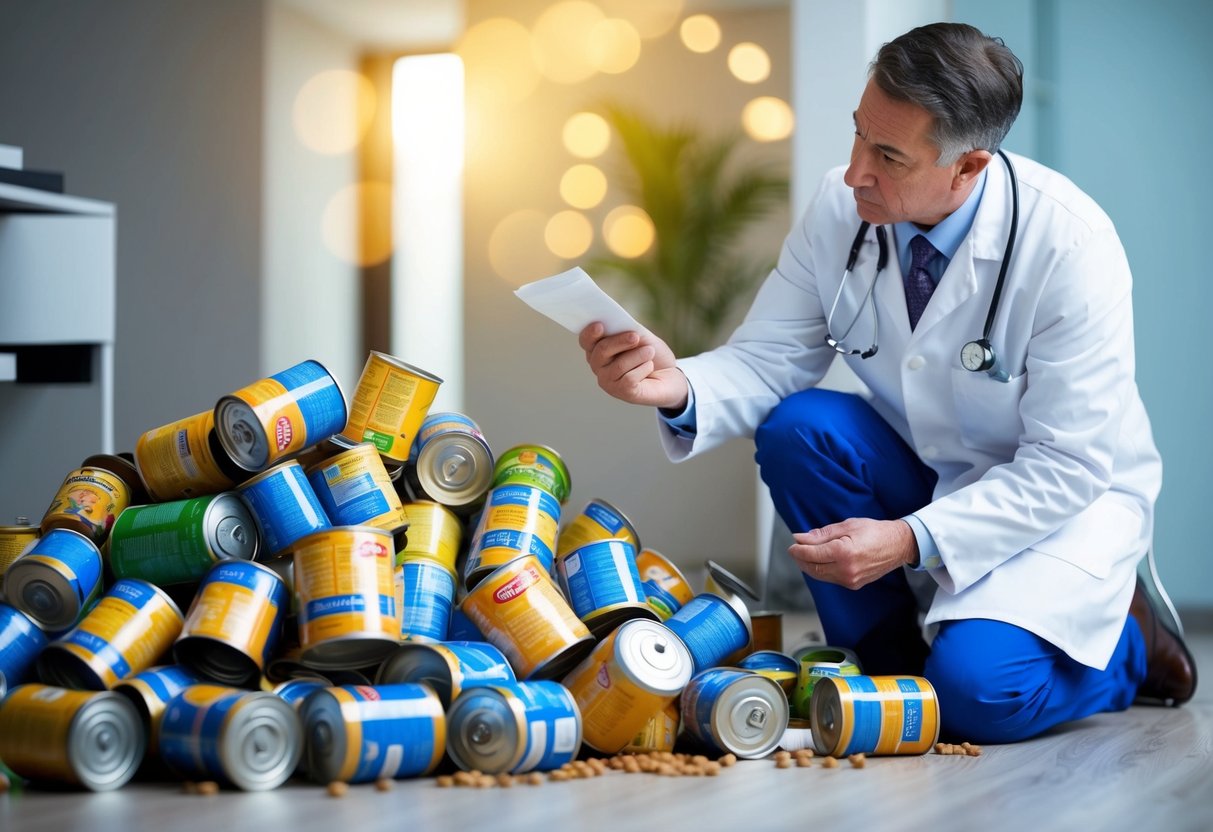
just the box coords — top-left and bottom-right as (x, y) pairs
(660, 153), (1162, 670)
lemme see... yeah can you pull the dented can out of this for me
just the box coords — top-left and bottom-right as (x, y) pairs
(681, 667), (788, 759)
(811, 675), (940, 757)
(464, 484), (561, 589)
(112, 665), (205, 752)
(446, 680), (581, 774)
(491, 444), (571, 505)
(397, 501), (462, 571)
(135, 409), (244, 501)
(340, 352), (443, 462)
(404, 411), (493, 512)
(4, 527), (104, 631)
(238, 460), (332, 556)
(306, 442), (408, 532)
(40, 462), (131, 546)
(557, 538), (657, 638)
(376, 640), (515, 708)
(556, 498), (640, 559)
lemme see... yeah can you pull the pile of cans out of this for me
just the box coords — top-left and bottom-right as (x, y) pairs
(0, 351), (940, 794)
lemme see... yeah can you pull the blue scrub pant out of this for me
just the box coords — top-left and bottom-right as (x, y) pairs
(754, 389), (1148, 744)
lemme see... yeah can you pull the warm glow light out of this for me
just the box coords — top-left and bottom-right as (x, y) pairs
(456, 18), (540, 109)
(603, 205), (655, 258)
(680, 15), (721, 53)
(321, 182), (393, 266)
(532, 1), (605, 85)
(489, 209), (561, 285)
(742, 96), (795, 142)
(545, 211), (594, 259)
(560, 164), (608, 209)
(563, 112), (611, 158)
(293, 70), (377, 155)
(728, 43), (771, 84)
(589, 18), (642, 74)
(598, 0), (684, 39)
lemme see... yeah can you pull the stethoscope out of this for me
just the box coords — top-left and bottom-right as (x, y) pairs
(824, 149), (1019, 382)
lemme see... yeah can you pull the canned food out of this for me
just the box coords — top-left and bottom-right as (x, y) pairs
(447, 604), (485, 642)
(622, 700), (681, 754)
(0, 684), (144, 791)
(215, 359), (348, 472)
(811, 675), (940, 757)
(4, 527), (104, 631)
(0, 517), (39, 585)
(634, 548), (695, 619)
(160, 684), (302, 790)
(664, 592), (752, 674)
(704, 559), (761, 603)
(112, 665), (204, 752)
(108, 493), (260, 587)
(404, 411), (493, 510)
(238, 460), (332, 556)
(397, 556), (457, 642)
(272, 677), (328, 709)
(397, 501), (462, 571)
(562, 618), (693, 754)
(0, 602), (48, 690)
(39, 578), (185, 690)
(681, 667), (788, 759)
(446, 680), (581, 774)
(306, 442), (408, 531)
(556, 498), (640, 559)
(300, 683), (445, 782)
(460, 555), (593, 681)
(340, 351), (443, 462)
(293, 526), (399, 669)
(557, 538), (657, 637)
(174, 560), (289, 687)
(464, 484), (561, 589)
(134, 409), (245, 501)
(737, 650), (799, 695)
(40, 463), (131, 545)
(791, 645), (863, 719)
(750, 610), (783, 654)
(376, 641), (515, 708)
(491, 444), (571, 504)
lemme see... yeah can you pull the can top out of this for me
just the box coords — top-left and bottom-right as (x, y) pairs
(368, 351), (445, 385)
(416, 434), (494, 506)
(613, 619), (693, 695)
(204, 492), (261, 561)
(698, 669), (788, 758)
(81, 454), (149, 504)
(375, 643), (458, 706)
(212, 690), (302, 790)
(445, 686), (524, 774)
(704, 559), (760, 603)
(238, 459), (305, 491)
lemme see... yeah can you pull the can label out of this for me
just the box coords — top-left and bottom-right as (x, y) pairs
(135, 410), (236, 501)
(0, 603), (49, 687)
(398, 502), (461, 570)
(0, 685), (91, 779)
(182, 563), (286, 668)
(159, 684), (243, 778)
(12, 528), (104, 624)
(109, 496), (234, 586)
(465, 485), (560, 585)
(499, 681), (581, 772)
(491, 446), (570, 504)
(642, 581), (683, 620)
(295, 528), (398, 648)
(1, 525), (41, 577)
(307, 444), (407, 531)
(320, 685), (445, 781)
(411, 412), (486, 459)
(115, 665), (202, 747)
(558, 539), (645, 621)
(556, 500), (638, 559)
(815, 675), (939, 757)
(624, 700), (680, 754)
(399, 558), (456, 642)
(42, 467), (128, 544)
(634, 549), (695, 606)
(240, 462), (331, 555)
(665, 595), (750, 674)
(441, 642), (516, 691)
(681, 667), (747, 752)
(792, 647), (862, 719)
(272, 678), (327, 708)
(341, 353), (442, 461)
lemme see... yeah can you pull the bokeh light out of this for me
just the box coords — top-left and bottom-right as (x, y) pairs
(560, 164), (609, 209)
(598, 0), (684, 39)
(589, 18), (642, 74)
(532, 1), (606, 85)
(321, 182), (394, 266)
(742, 96), (795, 142)
(728, 43), (771, 84)
(489, 209), (561, 284)
(603, 205), (655, 258)
(545, 210), (594, 259)
(293, 70), (377, 155)
(563, 112), (611, 158)
(456, 18), (540, 109)
(680, 15), (721, 53)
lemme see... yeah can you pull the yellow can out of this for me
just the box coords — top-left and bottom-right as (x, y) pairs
(306, 442), (408, 532)
(634, 548), (695, 619)
(464, 484), (561, 589)
(40, 465), (130, 546)
(811, 675), (941, 757)
(622, 699), (681, 754)
(556, 498), (640, 560)
(0, 518), (39, 580)
(460, 555), (593, 680)
(135, 409), (240, 501)
(293, 526), (400, 670)
(398, 501), (462, 571)
(341, 351), (443, 463)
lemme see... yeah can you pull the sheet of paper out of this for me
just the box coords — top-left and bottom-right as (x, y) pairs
(514, 266), (649, 337)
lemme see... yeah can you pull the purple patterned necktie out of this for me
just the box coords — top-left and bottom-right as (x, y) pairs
(905, 234), (938, 330)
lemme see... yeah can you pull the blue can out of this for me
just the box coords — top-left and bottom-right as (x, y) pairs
(557, 538), (655, 637)
(397, 557), (456, 642)
(238, 460), (331, 556)
(447, 605), (485, 641)
(446, 680), (582, 774)
(664, 592), (751, 674)
(738, 650), (799, 675)
(113, 665), (205, 750)
(299, 683), (445, 783)
(376, 640), (515, 707)
(3, 527), (103, 631)
(160, 684), (302, 790)
(0, 602), (48, 692)
(680, 667), (788, 759)
(272, 677), (328, 709)
(642, 580), (684, 620)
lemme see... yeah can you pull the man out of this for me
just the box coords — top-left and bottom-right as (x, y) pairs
(578, 23), (1196, 742)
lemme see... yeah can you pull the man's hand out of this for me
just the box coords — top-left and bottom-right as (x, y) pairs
(579, 322), (689, 410)
(789, 518), (919, 589)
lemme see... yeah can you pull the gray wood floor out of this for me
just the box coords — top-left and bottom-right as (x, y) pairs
(3, 615), (1210, 832)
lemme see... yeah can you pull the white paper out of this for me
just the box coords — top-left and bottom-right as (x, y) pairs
(514, 267), (649, 337)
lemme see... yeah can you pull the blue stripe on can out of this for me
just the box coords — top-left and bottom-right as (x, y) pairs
(400, 560), (455, 641)
(842, 676), (881, 756)
(0, 603), (48, 685)
(270, 361), (347, 438)
(680, 668), (748, 755)
(159, 688), (243, 780)
(28, 528), (104, 606)
(559, 540), (643, 619)
(898, 677), (923, 742)
(447, 607), (484, 641)
(441, 642), (516, 687)
(240, 464), (330, 553)
(664, 595), (748, 673)
(342, 684), (442, 781)
(128, 665), (202, 704)
(582, 501), (624, 535)
(307, 467), (390, 527)
(642, 581), (681, 618)
(499, 681), (581, 772)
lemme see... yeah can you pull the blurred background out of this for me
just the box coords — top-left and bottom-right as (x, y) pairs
(1, 0), (1210, 614)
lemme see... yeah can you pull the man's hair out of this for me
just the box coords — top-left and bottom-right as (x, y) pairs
(871, 23), (1023, 165)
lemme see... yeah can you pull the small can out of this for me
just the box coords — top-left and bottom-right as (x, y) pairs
(461, 555), (593, 681)
(238, 460), (332, 556)
(174, 560), (289, 687)
(681, 667), (788, 759)
(664, 592), (752, 675)
(557, 538), (657, 638)
(622, 699), (681, 754)
(398, 556), (457, 642)
(562, 618), (693, 754)
(0, 516), (40, 584)
(446, 680), (582, 774)
(556, 498), (640, 559)
(404, 411), (494, 511)
(811, 675), (941, 757)
(397, 501), (462, 571)
(38, 578), (185, 690)
(39, 462), (131, 546)
(3, 527), (103, 631)
(112, 665), (205, 752)
(134, 409), (245, 501)
(491, 444), (571, 504)
(293, 526), (399, 669)
(750, 610), (784, 654)
(376, 640), (515, 708)
(634, 548), (695, 620)
(215, 359), (348, 472)
(159, 684), (302, 790)
(737, 649), (799, 696)
(0, 684), (144, 791)
(300, 683), (445, 782)
(464, 483), (561, 589)
(272, 677), (328, 709)
(340, 351), (443, 462)
(0, 602), (48, 690)
(108, 493), (260, 587)
(791, 646), (863, 719)
(306, 442), (408, 531)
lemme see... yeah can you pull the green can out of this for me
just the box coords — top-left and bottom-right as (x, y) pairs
(791, 646), (863, 719)
(108, 493), (260, 586)
(491, 444), (571, 504)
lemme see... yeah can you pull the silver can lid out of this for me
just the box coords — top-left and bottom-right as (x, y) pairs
(69, 691), (146, 791)
(705, 559), (761, 602)
(375, 644), (457, 707)
(613, 619), (693, 696)
(214, 398), (270, 471)
(417, 434), (494, 506)
(218, 692), (302, 790)
(445, 687), (523, 774)
(204, 492), (260, 562)
(703, 671), (788, 759)
(6, 559), (83, 631)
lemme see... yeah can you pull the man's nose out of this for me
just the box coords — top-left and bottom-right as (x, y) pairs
(843, 147), (872, 189)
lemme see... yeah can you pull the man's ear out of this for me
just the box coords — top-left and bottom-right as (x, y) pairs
(953, 150), (993, 189)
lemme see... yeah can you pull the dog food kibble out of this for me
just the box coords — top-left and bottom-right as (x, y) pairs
(326, 781), (348, 798)
(375, 778), (392, 792)
(821, 756), (839, 769)
(848, 754), (866, 768)
(196, 781), (219, 796)
(436, 775), (454, 788)
(796, 756), (813, 768)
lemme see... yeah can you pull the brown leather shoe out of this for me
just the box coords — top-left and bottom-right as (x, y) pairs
(1130, 575), (1197, 706)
